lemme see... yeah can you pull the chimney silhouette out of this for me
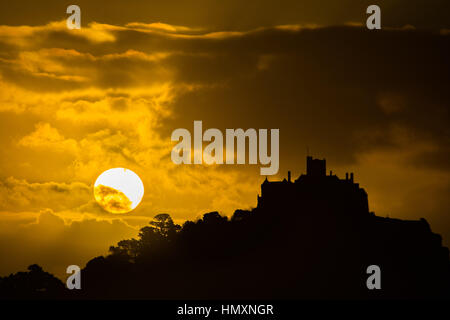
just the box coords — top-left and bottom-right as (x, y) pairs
(350, 172), (354, 182)
(288, 171), (291, 182)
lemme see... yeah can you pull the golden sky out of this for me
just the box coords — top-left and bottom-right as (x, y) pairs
(0, 0), (449, 279)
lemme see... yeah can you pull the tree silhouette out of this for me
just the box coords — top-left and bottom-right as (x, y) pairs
(149, 213), (181, 238)
(0, 264), (65, 299)
(108, 214), (181, 264)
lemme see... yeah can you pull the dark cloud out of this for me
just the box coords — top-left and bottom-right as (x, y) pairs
(94, 185), (132, 213)
(411, 149), (450, 171)
(0, 0), (449, 30)
(1, 23), (448, 170)
(159, 26), (449, 170)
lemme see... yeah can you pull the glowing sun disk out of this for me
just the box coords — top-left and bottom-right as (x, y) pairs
(94, 168), (144, 214)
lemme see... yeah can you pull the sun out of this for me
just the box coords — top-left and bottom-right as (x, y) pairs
(94, 168), (144, 214)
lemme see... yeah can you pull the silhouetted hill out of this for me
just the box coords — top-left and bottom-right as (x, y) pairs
(0, 264), (65, 299)
(1, 157), (449, 299)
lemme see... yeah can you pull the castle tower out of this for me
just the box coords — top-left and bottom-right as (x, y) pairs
(306, 156), (326, 176)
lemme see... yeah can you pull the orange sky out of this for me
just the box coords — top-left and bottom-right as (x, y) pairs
(0, 0), (449, 279)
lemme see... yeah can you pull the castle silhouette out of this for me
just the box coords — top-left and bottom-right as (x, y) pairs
(1, 156), (449, 299)
(256, 156), (445, 257)
(258, 156), (369, 217)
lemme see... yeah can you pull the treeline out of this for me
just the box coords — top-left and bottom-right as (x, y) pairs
(1, 206), (449, 299)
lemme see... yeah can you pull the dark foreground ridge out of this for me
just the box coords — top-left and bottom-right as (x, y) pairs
(1, 157), (449, 299)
